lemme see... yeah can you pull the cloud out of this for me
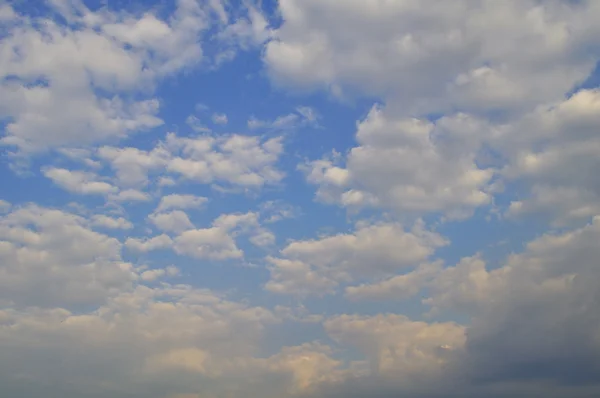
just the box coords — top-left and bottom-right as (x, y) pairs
(259, 200), (300, 223)
(125, 234), (173, 253)
(498, 88), (600, 225)
(248, 107), (319, 131)
(97, 145), (171, 188)
(173, 211), (269, 260)
(302, 106), (495, 218)
(0, 204), (135, 308)
(139, 266), (179, 282)
(266, 220), (447, 296)
(211, 113), (228, 125)
(264, 0), (600, 116)
(43, 167), (117, 195)
(109, 188), (151, 202)
(0, 284), (293, 398)
(155, 194), (208, 213)
(149, 210), (195, 234)
(345, 261), (443, 301)
(325, 314), (465, 377)
(429, 217), (600, 385)
(91, 214), (133, 230)
(0, 0), (272, 156)
(3, 1), (600, 397)
(340, 216), (600, 391)
(97, 132), (285, 191)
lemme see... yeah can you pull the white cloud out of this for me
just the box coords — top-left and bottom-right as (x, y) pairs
(125, 234), (173, 252)
(91, 214), (133, 230)
(259, 200), (300, 223)
(0, 0), (273, 157)
(139, 265), (179, 282)
(345, 261), (443, 301)
(43, 167), (117, 195)
(110, 188), (152, 202)
(174, 227), (244, 260)
(173, 211), (265, 260)
(155, 194), (208, 213)
(186, 115), (213, 133)
(266, 220), (447, 296)
(97, 145), (171, 187)
(97, 132), (285, 191)
(249, 229), (276, 247)
(126, 210), (270, 261)
(265, 257), (338, 297)
(149, 210), (195, 234)
(211, 113), (228, 125)
(165, 133), (285, 187)
(265, 0), (600, 117)
(3, 1), (600, 397)
(498, 89), (600, 225)
(303, 107), (495, 217)
(0, 5), (165, 153)
(0, 204), (135, 308)
(248, 107), (319, 131)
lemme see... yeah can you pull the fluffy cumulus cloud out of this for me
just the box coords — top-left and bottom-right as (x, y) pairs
(2, 1), (600, 397)
(264, 0), (600, 115)
(303, 107), (495, 217)
(266, 220), (447, 296)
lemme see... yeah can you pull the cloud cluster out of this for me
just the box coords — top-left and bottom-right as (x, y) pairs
(2, 0), (600, 397)
(0, 0), (268, 155)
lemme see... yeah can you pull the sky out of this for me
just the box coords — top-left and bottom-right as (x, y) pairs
(1, 0), (600, 397)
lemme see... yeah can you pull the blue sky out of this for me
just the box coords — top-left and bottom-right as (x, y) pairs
(1, 1), (600, 397)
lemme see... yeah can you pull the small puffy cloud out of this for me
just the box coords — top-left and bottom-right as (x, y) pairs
(259, 200), (300, 223)
(97, 145), (171, 187)
(173, 211), (266, 260)
(128, 210), (269, 261)
(139, 265), (179, 282)
(174, 227), (243, 260)
(91, 214), (133, 230)
(125, 234), (173, 253)
(165, 133), (285, 188)
(43, 167), (117, 195)
(186, 115), (212, 133)
(211, 113), (228, 125)
(155, 194), (208, 213)
(149, 210), (195, 234)
(249, 229), (276, 247)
